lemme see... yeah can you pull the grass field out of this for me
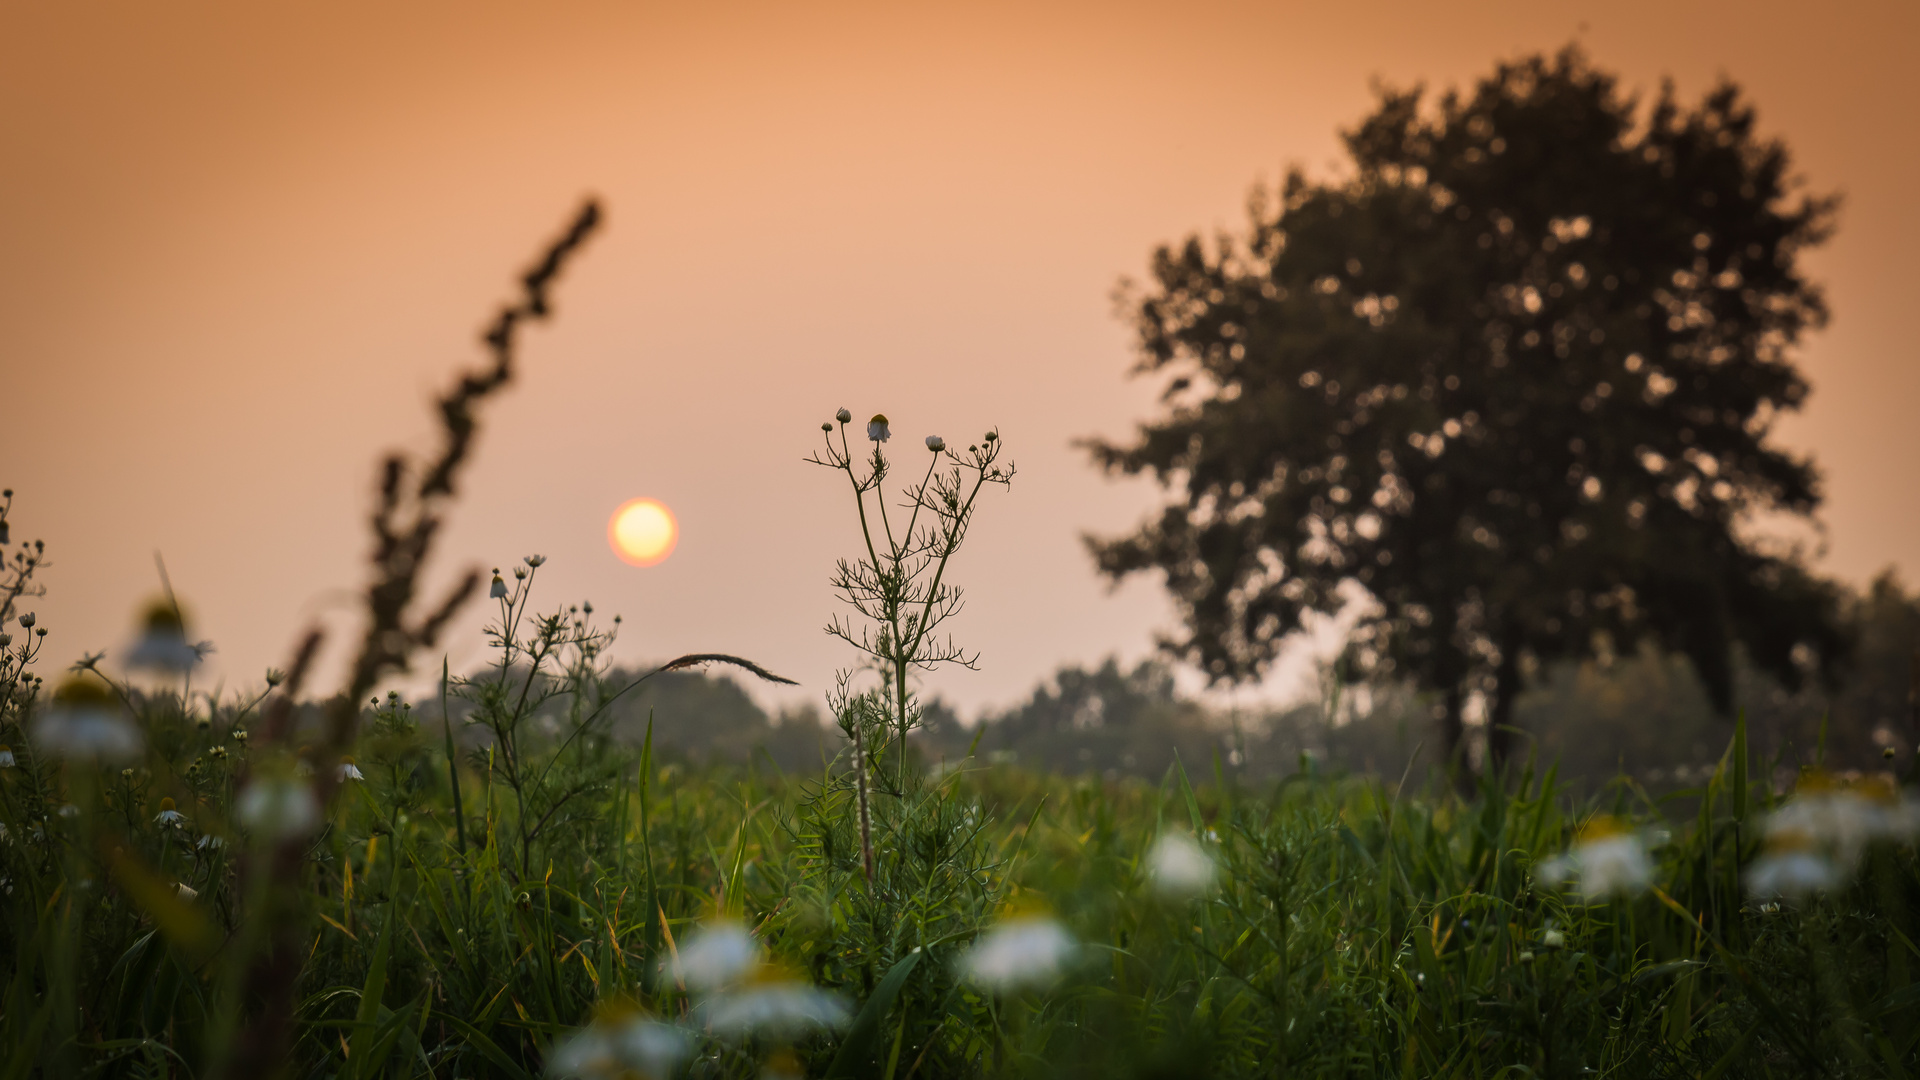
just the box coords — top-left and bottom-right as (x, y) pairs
(2, 642), (1917, 1078)
(3, 211), (1915, 1079)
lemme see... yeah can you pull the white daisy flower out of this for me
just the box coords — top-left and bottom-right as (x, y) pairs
(236, 776), (321, 839)
(337, 757), (365, 782)
(490, 571), (508, 599)
(666, 920), (760, 991)
(701, 975), (850, 1040)
(30, 678), (142, 764)
(1746, 850), (1842, 899)
(926, 435), (946, 452)
(867, 414), (891, 442)
(1745, 774), (1917, 898)
(126, 600), (208, 672)
(154, 797), (186, 827)
(17, 612), (34, 629)
(959, 914), (1077, 992)
(1145, 832), (1217, 899)
(1537, 817), (1653, 899)
(547, 1012), (690, 1079)
(0, 744), (15, 768)
(1761, 778), (1916, 870)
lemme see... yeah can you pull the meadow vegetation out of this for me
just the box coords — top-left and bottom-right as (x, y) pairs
(1, 181), (1916, 1080)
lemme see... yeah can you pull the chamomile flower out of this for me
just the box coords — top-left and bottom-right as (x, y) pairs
(835, 407), (852, 424)
(699, 965), (851, 1040)
(665, 920), (760, 991)
(30, 678), (142, 764)
(1145, 831), (1217, 899)
(0, 745), (14, 768)
(1745, 849), (1842, 899)
(236, 776), (321, 839)
(867, 414), (890, 442)
(1745, 773), (1917, 898)
(337, 757), (364, 782)
(926, 435), (946, 452)
(154, 797), (186, 828)
(960, 913), (1077, 991)
(1537, 816), (1654, 899)
(126, 599), (210, 672)
(490, 570), (508, 599)
(547, 1006), (690, 1079)
(174, 882), (199, 901)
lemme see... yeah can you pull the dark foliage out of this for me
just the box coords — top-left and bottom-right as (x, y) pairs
(1087, 47), (1849, 773)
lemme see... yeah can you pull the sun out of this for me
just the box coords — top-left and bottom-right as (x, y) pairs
(608, 498), (678, 567)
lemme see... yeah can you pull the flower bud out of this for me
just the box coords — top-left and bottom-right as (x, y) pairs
(926, 435), (946, 452)
(836, 408), (852, 423)
(17, 613), (34, 629)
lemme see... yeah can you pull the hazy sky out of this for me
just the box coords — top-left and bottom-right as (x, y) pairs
(4, 0), (1914, 718)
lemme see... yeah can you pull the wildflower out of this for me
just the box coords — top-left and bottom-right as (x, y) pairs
(490, 571), (508, 599)
(338, 756), (364, 782)
(1145, 832), (1216, 899)
(701, 967), (851, 1040)
(126, 600), (210, 672)
(1746, 773), (1919, 899)
(18, 612), (34, 629)
(525, 554), (546, 568)
(960, 914), (1077, 991)
(30, 677), (142, 764)
(231, 728), (248, 743)
(926, 435), (946, 452)
(196, 834), (225, 852)
(867, 414), (890, 442)
(1537, 816), (1653, 899)
(0, 634), (11, 648)
(236, 776), (321, 839)
(209, 746), (228, 760)
(546, 1009), (690, 1079)
(666, 920), (760, 991)
(1747, 848), (1842, 899)
(0, 744), (14, 768)
(836, 407), (852, 424)
(58, 803), (80, 818)
(174, 882), (198, 901)
(154, 797), (186, 828)
(1541, 928), (1566, 949)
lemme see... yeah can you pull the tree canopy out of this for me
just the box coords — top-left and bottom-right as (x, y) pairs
(1087, 47), (1849, 771)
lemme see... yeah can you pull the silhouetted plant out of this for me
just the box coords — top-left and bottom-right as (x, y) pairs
(1088, 46), (1849, 776)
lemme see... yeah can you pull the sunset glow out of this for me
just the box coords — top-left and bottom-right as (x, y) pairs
(609, 498), (678, 567)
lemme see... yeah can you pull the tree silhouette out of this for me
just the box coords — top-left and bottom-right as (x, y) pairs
(1087, 47), (1849, 774)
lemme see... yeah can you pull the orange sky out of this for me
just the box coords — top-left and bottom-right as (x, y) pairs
(4, 0), (1915, 717)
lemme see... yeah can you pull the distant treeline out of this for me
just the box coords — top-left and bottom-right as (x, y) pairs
(388, 572), (1915, 793)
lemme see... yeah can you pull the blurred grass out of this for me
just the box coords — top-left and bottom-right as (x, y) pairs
(2, 688), (1915, 1078)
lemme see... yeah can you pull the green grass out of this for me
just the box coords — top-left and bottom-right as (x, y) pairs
(1, 680), (1916, 1078)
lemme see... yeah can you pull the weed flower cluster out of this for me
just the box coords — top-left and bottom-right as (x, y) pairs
(1747, 772), (1920, 898)
(1144, 830), (1217, 899)
(959, 913), (1078, 992)
(1536, 815), (1655, 899)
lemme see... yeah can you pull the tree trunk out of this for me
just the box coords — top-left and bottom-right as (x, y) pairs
(1439, 681), (1466, 784)
(1486, 630), (1522, 779)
